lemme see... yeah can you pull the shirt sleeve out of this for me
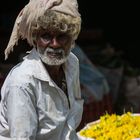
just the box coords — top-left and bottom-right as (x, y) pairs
(6, 85), (38, 140)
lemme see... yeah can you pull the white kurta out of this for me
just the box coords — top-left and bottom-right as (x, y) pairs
(0, 48), (83, 140)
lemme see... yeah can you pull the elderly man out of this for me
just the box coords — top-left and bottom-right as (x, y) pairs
(0, 0), (83, 139)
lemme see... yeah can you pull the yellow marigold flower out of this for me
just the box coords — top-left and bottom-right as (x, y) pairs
(79, 112), (140, 140)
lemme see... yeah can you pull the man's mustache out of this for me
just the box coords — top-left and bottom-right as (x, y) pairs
(46, 47), (64, 55)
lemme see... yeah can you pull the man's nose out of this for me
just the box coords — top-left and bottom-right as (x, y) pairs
(50, 37), (61, 48)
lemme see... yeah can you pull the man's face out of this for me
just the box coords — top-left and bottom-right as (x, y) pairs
(36, 30), (73, 66)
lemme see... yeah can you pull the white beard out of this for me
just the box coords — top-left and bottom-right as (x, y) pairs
(36, 47), (71, 66)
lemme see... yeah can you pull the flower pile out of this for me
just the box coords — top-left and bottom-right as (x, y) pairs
(79, 112), (140, 140)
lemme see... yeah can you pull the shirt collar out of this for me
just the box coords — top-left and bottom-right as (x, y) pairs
(23, 48), (53, 84)
(23, 48), (77, 87)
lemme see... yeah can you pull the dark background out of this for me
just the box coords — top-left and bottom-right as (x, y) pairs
(0, 1), (140, 67)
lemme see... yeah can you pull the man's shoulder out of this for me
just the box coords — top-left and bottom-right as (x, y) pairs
(4, 60), (37, 86)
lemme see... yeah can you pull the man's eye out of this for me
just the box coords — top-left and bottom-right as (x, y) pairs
(57, 34), (69, 41)
(41, 34), (52, 40)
